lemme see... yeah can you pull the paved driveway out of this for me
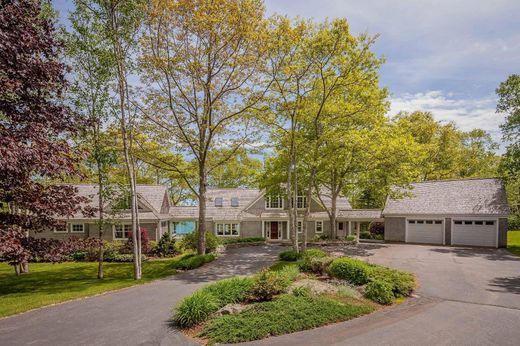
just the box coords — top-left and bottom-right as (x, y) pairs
(246, 244), (520, 346)
(0, 245), (283, 346)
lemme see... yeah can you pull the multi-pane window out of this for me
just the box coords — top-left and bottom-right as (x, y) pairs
(231, 197), (239, 207)
(216, 223), (239, 236)
(454, 220), (495, 226)
(214, 197), (223, 207)
(265, 196), (283, 209)
(291, 196), (307, 209)
(114, 224), (132, 240)
(315, 221), (323, 233)
(70, 223), (84, 233)
(297, 220), (303, 233)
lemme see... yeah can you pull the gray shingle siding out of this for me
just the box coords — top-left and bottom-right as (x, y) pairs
(384, 217), (406, 242)
(498, 218), (508, 248)
(445, 218), (452, 245)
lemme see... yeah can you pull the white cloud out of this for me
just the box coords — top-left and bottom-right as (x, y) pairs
(389, 91), (506, 149)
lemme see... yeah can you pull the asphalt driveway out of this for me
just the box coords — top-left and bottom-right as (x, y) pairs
(246, 243), (520, 346)
(0, 245), (283, 346)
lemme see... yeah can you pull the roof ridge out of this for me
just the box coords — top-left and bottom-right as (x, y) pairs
(411, 177), (501, 184)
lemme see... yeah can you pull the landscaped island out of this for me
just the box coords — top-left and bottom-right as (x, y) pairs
(174, 248), (416, 344)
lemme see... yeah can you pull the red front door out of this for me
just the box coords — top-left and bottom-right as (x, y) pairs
(270, 222), (279, 239)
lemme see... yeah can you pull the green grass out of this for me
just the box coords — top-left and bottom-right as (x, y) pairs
(507, 230), (520, 256)
(0, 257), (184, 318)
(200, 293), (376, 344)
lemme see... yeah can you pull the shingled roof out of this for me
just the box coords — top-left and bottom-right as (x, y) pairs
(383, 178), (510, 216)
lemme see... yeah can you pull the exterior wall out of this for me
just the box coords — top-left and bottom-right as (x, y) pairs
(30, 223), (92, 240)
(337, 221), (347, 238)
(240, 221), (263, 238)
(87, 222), (159, 241)
(245, 195), (327, 216)
(384, 217), (406, 242)
(445, 218), (452, 245)
(498, 218), (508, 248)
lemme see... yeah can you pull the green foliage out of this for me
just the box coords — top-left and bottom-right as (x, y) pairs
(368, 266), (416, 298)
(152, 232), (177, 257)
(181, 231), (220, 253)
(364, 280), (393, 305)
(278, 250), (302, 261)
(250, 268), (295, 302)
(345, 235), (357, 242)
(174, 290), (219, 328)
(300, 256), (335, 275)
(291, 286), (312, 297)
(360, 232), (383, 240)
(220, 237), (266, 245)
(302, 248), (327, 258)
(200, 294), (374, 344)
(509, 216), (520, 230)
(104, 253), (146, 263)
(328, 258), (370, 285)
(173, 253), (215, 270)
(201, 277), (255, 306)
(507, 231), (520, 256)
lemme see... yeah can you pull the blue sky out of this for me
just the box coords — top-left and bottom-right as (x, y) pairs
(54, 0), (519, 147)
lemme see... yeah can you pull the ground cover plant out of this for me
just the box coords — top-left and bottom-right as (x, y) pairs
(220, 237), (266, 245)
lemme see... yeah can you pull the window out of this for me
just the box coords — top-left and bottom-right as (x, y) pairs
(70, 223), (84, 233)
(475, 221), (484, 225)
(214, 197), (223, 207)
(485, 221), (495, 226)
(315, 221), (323, 233)
(464, 221), (473, 225)
(338, 222), (344, 230)
(297, 220), (303, 234)
(293, 196), (307, 209)
(434, 220), (442, 224)
(408, 220), (416, 224)
(425, 220), (433, 224)
(114, 224), (131, 240)
(231, 197), (239, 207)
(265, 196), (283, 209)
(417, 220), (424, 224)
(172, 221), (196, 235)
(454, 220), (463, 225)
(54, 225), (67, 233)
(215, 223), (239, 236)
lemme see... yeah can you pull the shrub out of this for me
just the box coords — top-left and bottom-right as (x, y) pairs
(302, 248), (326, 259)
(369, 266), (415, 297)
(201, 277), (255, 306)
(71, 251), (88, 261)
(122, 228), (150, 254)
(152, 232), (177, 257)
(221, 237), (265, 245)
(174, 290), (219, 328)
(328, 257), (370, 285)
(104, 253), (146, 262)
(345, 235), (357, 242)
(103, 241), (125, 257)
(181, 231), (220, 253)
(364, 280), (393, 305)
(278, 265), (299, 282)
(369, 222), (385, 235)
(359, 231), (372, 239)
(250, 270), (291, 301)
(292, 286), (312, 297)
(278, 250), (302, 261)
(300, 256), (335, 275)
(173, 253), (216, 270)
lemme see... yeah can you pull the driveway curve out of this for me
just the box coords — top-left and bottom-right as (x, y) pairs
(0, 245), (283, 346)
(244, 244), (520, 346)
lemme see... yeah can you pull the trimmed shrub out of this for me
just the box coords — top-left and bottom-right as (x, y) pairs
(369, 266), (415, 297)
(279, 250), (302, 261)
(364, 280), (394, 305)
(300, 256), (335, 275)
(250, 270), (290, 301)
(202, 277), (255, 306)
(71, 251), (88, 261)
(368, 222), (385, 235)
(152, 232), (177, 257)
(175, 290), (219, 328)
(104, 253), (146, 262)
(345, 235), (357, 242)
(221, 237), (266, 245)
(173, 253), (216, 270)
(181, 231), (220, 253)
(302, 248), (327, 259)
(328, 257), (370, 285)
(359, 231), (372, 239)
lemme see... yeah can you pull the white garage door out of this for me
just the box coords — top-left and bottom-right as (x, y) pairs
(452, 220), (497, 247)
(406, 219), (444, 245)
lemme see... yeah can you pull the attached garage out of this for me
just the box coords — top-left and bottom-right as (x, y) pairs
(406, 219), (444, 245)
(452, 219), (497, 247)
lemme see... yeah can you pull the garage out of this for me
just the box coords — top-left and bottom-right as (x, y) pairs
(406, 219), (444, 244)
(452, 219), (497, 247)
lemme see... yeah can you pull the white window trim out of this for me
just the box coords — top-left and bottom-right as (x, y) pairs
(265, 196), (284, 210)
(113, 224), (131, 240)
(70, 223), (85, 233)
(315, 220), (323, 233)
(214, 222), (240, 237)
(297, 219), (303, 234)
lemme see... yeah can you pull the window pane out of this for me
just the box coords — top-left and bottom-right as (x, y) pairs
(464, 221), (472, 225)
(475, 221), (483, 225)
(434, 220), (442, 224)
(231, 224), (238, 235)
(408, 220), (415, 224)
(454, 221), (462, 224)
(426, 220), (433, 224)
(485, 221), (494, 225)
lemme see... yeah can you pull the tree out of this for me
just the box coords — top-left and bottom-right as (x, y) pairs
(0, 0), (89, 274)
(496, 74), (520, 226)
(141, 0), (270, 254)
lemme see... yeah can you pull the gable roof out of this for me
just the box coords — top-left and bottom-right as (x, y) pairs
(206, 188), (262, 220)
(383, 178), (510, 216)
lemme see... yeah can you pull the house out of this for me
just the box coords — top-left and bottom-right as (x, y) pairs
(166, 188), (383, 241)
(383, 178), (510, 248)
(30, 184), (173, 241)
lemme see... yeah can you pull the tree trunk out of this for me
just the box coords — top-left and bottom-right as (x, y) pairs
(292, 150), (299, 252)
(302, 166), (316, 251)
(330, 193), (337, 240)
(197, 161), (207, 255)
(97, 170), (104, 280)
(14, 264), (20, 276)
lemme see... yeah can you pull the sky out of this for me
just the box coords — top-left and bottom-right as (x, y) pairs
(53, 0), (519, 149)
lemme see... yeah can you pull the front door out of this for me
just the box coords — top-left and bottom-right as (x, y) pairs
(270, 222), (279, 240)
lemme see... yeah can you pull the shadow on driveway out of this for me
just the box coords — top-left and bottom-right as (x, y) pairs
(428, 247), (520, 261)
(488, 276), (520, 295)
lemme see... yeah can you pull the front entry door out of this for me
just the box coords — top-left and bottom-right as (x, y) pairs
(270, 222), (279, 240)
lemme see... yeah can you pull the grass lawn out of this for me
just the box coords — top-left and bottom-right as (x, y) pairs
(507, 230), (520, 256)
(0, 257), (182, 318)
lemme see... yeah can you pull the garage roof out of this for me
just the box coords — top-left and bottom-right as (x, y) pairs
(383, 178), (510, 216)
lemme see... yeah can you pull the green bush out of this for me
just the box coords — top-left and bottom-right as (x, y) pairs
(173, 253), (216, 270)
(152, 232), (177, 257)
(277, 265), (299, 282)
(328, 257), (370, 285)
(359, 231), (372, 239)
(345, 235), (357, 242)
(278, 250), (302, 261)
(221, 237), (266, 245)
(71, 251), (88, 261)
(364, 280), (394, 305)
(174, 290), (220, 328)
(300, 256), (335, 275)
(103, 253), (147, 262)
(201, 277), (255, 306)
(250, 270), (290, 301)
(292, 286), (312, 297)
(302, 248), (327, 258)
(369, 266), (415, 297)
(181, 231), (220, 253)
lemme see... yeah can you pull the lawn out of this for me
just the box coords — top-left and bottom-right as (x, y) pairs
(507, 230), (520, 256)
(0, 257), (181, 318)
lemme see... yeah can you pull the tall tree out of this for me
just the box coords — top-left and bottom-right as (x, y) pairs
(0, 0), (88, 274)
(141, 0), (270, 254)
